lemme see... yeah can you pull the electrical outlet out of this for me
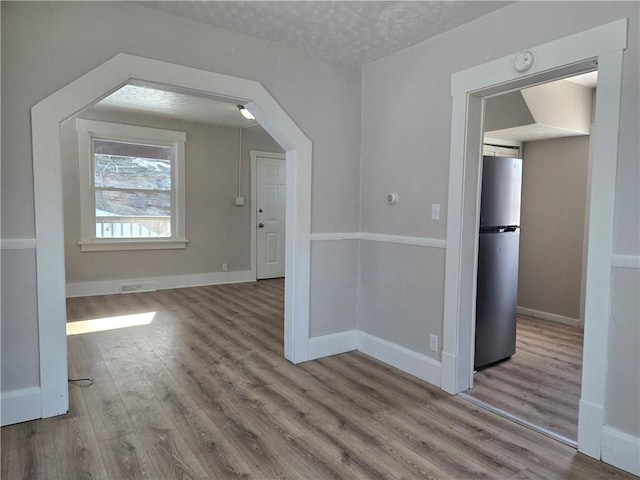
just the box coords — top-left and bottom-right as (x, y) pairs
(222, 263), (228, 272)
(430, 334), (439, 352)
(431, 204), (440, 221)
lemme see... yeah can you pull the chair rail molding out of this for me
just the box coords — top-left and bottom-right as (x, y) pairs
(611, 254), (640, 269)
(310, 232), (446, 249)
(1, 238), (37, 250)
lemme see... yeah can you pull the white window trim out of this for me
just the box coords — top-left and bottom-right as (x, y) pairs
(75, 119), (187, 251)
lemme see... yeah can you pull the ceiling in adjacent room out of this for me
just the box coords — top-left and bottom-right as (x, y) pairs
(484, 72), (598, 143)
(565, 71), (598, 89)
(138, 1), (511, 65)
(88, 83), (263, 129)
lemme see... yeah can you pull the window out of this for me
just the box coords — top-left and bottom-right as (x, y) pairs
(76, 119), (187, 251)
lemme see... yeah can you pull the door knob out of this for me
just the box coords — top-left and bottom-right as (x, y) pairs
(258, 223), (264, 228)
(259, 208), (263, 213)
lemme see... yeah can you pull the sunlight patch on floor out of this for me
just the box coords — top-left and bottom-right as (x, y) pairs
(66, 312), (156, 335)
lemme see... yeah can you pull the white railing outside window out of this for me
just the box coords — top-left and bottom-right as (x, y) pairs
(96, 216), (171, 238)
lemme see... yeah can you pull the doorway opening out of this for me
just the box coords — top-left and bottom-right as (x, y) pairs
(459, 71), (597, 447)
(441, 19), (626, 459)
(31, 54), (312, 419)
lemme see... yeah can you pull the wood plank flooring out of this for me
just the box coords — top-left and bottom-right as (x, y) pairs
(465, 316), (583, 441)
(2, 280), (635, 479)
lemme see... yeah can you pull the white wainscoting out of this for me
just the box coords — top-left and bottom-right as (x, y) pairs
(67, 270), (255, 297)
(601, 425), (640, 476)
(516, 306), (580, 328)
(1, 387), (42, 426)
(309, 233), (444, 389)
(308, 330), (442, 388)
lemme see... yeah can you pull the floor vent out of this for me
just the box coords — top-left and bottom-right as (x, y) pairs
(119, 282), (157, 294)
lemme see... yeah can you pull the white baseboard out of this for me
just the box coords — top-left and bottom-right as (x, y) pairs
(517, 306), (580, 328)
(357, 331), (441, 387)
(601, 425), (640, 476)
(307, 330), (442, 388)
(1, 386), (41, 426)
(308, 330), (358, 360)
(66, 270), (255, 297)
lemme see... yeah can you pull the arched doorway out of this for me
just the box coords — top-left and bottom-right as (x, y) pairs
(31, 53), (312, 418)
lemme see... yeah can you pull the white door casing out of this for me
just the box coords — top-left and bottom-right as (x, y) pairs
(254, 153), (286, 279)
(31, 54), (313, 420)
(441, 19), (627, 459)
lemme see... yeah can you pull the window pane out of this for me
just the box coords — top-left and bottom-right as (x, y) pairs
(95, 191), (171, 238)
(94, 140), (171, 190)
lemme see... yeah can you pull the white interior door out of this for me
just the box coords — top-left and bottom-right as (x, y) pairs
(256, 156), (286, 279)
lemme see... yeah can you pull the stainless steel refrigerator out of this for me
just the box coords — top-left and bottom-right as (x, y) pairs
(475, 156), (523, 369)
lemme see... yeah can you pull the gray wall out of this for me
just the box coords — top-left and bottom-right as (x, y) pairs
(518, 136), (590, 320)
(1, 250), (40, 391)
(310, 240), (359, 337)
(62, 109), (283, 283)
(1, 1), (361, 392)
(359, 241), (444, 359)
(361, 1), (639, 437)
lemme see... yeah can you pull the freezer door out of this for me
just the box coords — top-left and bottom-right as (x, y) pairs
(475, 229), (520, 369)
(480, 156), (522, 228)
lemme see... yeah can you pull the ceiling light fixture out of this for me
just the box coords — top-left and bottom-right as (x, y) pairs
(238, 105), (255, 120)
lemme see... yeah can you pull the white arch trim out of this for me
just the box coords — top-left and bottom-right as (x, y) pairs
(31, 53), (312, 418)
(442, 18), (627, 459)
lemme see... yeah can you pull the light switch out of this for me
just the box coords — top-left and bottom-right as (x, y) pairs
(431, 204), (440, 221)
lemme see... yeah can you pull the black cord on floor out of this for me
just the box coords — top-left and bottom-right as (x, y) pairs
(68, 377), (94, 386)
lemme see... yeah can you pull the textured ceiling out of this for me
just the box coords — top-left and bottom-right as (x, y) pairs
(139, 1), (510, 65)
(90, 84), (262, 129)
(91, 2), (515, 123)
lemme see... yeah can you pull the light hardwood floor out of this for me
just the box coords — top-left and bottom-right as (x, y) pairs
(465, 316), (583, 442)
(2, 280), (635, 479)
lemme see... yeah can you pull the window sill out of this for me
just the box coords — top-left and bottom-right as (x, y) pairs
(78, 239), (189, 252)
